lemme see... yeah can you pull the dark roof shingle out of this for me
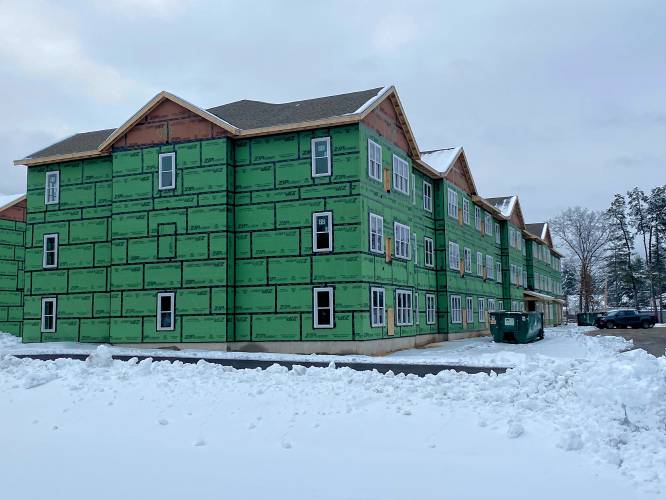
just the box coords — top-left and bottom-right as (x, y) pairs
(26, 129), (115, 160)
(526, 223), (546, 237)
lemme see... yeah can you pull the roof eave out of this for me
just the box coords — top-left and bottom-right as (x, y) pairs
(0, 194), (27, 212)
(14, 150), (107, 167)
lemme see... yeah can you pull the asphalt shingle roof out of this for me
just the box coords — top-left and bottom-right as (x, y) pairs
(26, 129), (115, 160)
(526, 223), (546, 238)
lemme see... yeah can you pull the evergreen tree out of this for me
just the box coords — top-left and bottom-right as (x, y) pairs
(605, 194), (639, 308)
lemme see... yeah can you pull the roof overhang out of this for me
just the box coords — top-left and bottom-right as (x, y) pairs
(14, 150), (106, 167)
(524, 290), (563, 303)
(0, 194), (26, 212)
(418, 147), (479, 194)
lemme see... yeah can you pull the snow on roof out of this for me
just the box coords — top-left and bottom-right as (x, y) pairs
(351, 86), (391, 114)
(0, 193), (25, 211)
(420, 147), (462, 173)
(485, 195), (517, 218)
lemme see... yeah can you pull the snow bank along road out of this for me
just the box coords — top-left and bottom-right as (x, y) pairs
(1, 326), (665, 500)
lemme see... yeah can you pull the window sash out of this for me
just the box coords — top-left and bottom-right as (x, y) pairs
(45, 171), (60, 204)
(313, 287), (334, 328)
(395, 290), (413, 326)
(426, 294), (436, 324)
(370, 287), (385, 327)
(369, 213), (384, 253)
(448, 242), (460, 270)
(496, 262), (502, 282)
(463, 199), (470, 224)
(464, 248), (472, 273)
(368, 139), (382, 181)
(475, 206), (481, 230)
(485, 214), (492, 235)
(42, 233), (58, 269)
(423, 182), (432, 211)
(312, 212), (333, 252)
(311, 137), (331, 177)
(157, 292), (175, 331)
(466, 297), (474, 323)
(424, 237), (434, 267)
(476, 252), (483, 276)
(392, 155), (409, 194)
(158, 152), (176, 190)
(394, 222), (411, 259)
(478, 298), (485, 322)
(41, 298), (57, 333)
(486, 255), (494, 279)
(447, 189), (458, 218)
(495, 224), (500, 244)
(450, 295), (462, 323)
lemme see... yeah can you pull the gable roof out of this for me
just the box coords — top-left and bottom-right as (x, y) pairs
(419, 147), (478, 195)
(526, 223), (547, 239)
(16, 86), (429, 167)
(485, 195), (526, 229)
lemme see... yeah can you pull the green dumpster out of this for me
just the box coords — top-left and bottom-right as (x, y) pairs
(489, 312), (544, 343)
(576, 312), (604, 326)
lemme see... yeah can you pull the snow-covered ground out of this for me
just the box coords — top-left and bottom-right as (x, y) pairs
(1, 326), (665, 500)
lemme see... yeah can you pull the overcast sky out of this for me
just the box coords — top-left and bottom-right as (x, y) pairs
(1, 0), (664, 223)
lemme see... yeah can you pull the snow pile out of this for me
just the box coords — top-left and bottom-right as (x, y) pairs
(85, 345), (114, 368)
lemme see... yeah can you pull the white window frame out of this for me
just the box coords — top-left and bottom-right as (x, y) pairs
(447, 189), (458, 218)
(486, 255), (494, 279)
(368, 139), (382, 181)
(392, 155), (409, 194)
(312, 211), (333, 253)
(42, 233), (59, 269)
(394, 222), (411, 260)
(475, 206), (481, 231)
(369, 213), (384, 254)
(478, 297), (486, 323)
(414, 292), (419, 325)
(411, 174), (416, 204)
(495, 223), (500, 244)
(488, 298), (496, 313)
(485, 213), (492, 236)
(476, 251), (483, 276)
(311, 137), (332, 177)
(395, 289), (413, 326)
(462, 199), (470, 225)
(157, 292), (175, 331)
(424, 237), (434, 267)
(370, 287), (386, 327)
(496, 262), (502, 283)
(44, 171), (60, 205)
(423, 181), (433, 212)
(466, 296), (474, 324)
(448, 241), (460, 270)
(313, 287), (335, 328)
(464, 247), (472, 273)
(426, 294), (436, 325)
(41, 297), (57, 333)
(158, 152), (176, 190)
(450, 295), (462, 324)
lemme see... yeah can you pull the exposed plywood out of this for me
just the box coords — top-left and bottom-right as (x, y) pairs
(445, 157), (476, 195)
(0, 198), (26, 222)
(362, 99), (410, 154)
(111, 100), (229, 150)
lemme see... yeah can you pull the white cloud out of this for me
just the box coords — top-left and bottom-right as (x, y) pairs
(93, 0), (194, 19)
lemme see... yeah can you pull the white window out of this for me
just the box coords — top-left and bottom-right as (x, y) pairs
(392, 155), (409, 194)
(476, 251), (483, 276)
(447, 189), (458, 218)
(414, 292), (419, 324)
(370, 287), (385, 327)
(510, 264), (516, 284)
(158, 152), (176, 190)
(496, 262), (502, 282)
(41, 297), (57, 333)
(426, 294), (436, 324)
(368, 139), (382, 181)
(394, 222), (411, 259)
(313, 287), (334, 328)
(466, 297), (474, 324)
(478, 297), (486, 323)
(495, 223), (500, 244)
(475, 206), (481, 231)
(461, 247), (471, 273)
(488, 298), (496, 312)
(424, 237), (434, 267)
(395, 289), (413, 326)
(521, 240), (526, 256)
(312, 212), (333, 252)
(157, 292), (175, 331)
(522, 270), (527, 287)
(45, 171), (60, 205)
(411, 174), (416, 204)
(485, 214), (492, 236)
(413, 234), (418, 265)
(311, 137), (331, 177)
(486, 255), (494, 279)
(463, 199), (470, 225)
(423, 181), (432, 212)
(369, 213), (384, 254)
(42, 233), (58, 269)
(497, 300), (505, 312)
(448, 241), (460, 270)
(450, 295), (462, 324)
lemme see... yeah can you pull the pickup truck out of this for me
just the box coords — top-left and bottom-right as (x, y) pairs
(594, 309), (657, 329)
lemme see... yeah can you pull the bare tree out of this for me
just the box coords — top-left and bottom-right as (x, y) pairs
(550, 207), (609, 312)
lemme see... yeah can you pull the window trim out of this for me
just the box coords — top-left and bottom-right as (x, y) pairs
(312, 211), (333, 253)
(311, 137), (332, 177)
(395, 289), (413, 326)
(450, 295), (462, 324)
(466, 296), (474, 324)
(423, 181), (433, 212)
(478, 297), (486, 323)
(485, 213), (492, 236)
(156, 292), (175, 331)
(393, 221), (411, 260)
(474, 206), (481, 231)
(426, 294), (436, 325)
(370, 287), (386, 327)
(369, 212), (384, 254)
(464, 247), (472, 273)
(392, 154), (409, 194)
(368, 139), (382, 181)
(41, 297), (57, 333)
(486, 255), (494, 279)
(158, 152), (176, 190)
(313, 287), (335, 329)
(462, 199), (470, 225)
(424, 237), (434, 267)
(447, 188), (458, 218)
(495, 223), (501, 244)
(448, 241), (460, 270)
(42, 233), (59, 269)
(476, 251), (483, 276)
(44, 171), (60, 205)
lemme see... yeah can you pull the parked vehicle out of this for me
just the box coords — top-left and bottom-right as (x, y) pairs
(594, 309), (657, 329)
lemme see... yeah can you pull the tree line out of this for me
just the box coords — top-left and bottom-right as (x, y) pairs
(549, 185), (666, 314)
